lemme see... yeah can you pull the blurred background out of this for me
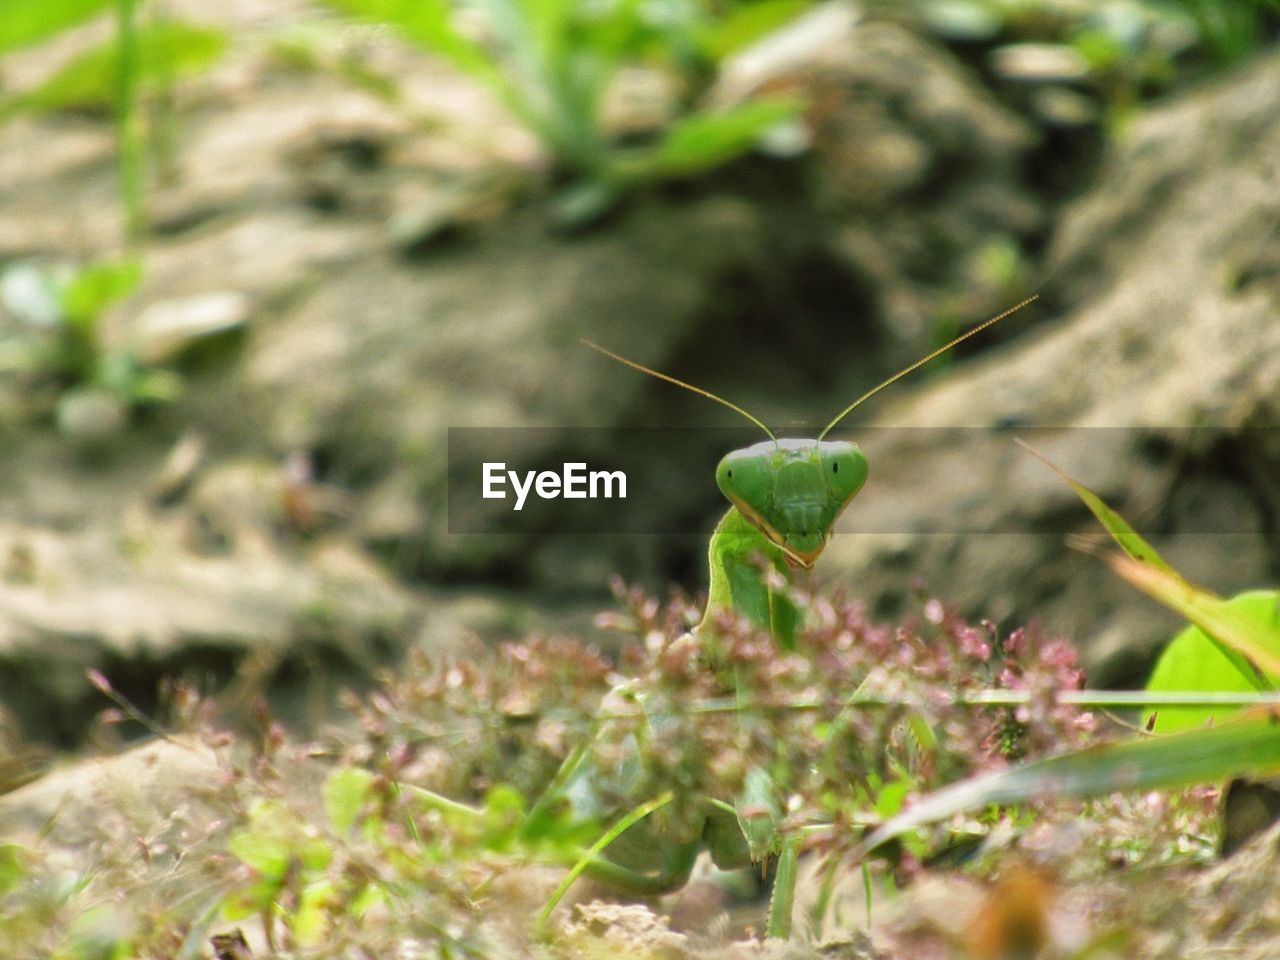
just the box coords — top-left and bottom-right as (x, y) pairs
(0, 0), (1278, 754)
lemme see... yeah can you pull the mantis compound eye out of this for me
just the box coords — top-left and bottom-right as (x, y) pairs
(820, 443), (868, 507)
(716, 451), (770, 510)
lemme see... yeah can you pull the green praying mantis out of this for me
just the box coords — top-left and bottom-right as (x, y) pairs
(542, 296), (1039, 937)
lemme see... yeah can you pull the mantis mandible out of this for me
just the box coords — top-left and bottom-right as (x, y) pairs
(559, 296), (1037, 937)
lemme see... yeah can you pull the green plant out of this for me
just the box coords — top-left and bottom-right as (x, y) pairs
(0, 573), (1267, 956)
(0, 0), (114, 54)
(0, 20), (226, 120)
(1, 0), (227, 244)
(1163, 0), (1280, 65)
(320, 0), (804, 205)
(333, 583), (1102, 936)
(860, 707), (1280, 855)
(0, 259), (180, 436)
(1144, 591), (1280, 732)
(1018, 441), (1280, 731)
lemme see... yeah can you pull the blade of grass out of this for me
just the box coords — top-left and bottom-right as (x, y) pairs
(765, 834), (800, 939)
(397, 781), (485, 821)
(538, 790), (674, 926)
(1110, 555), (1280, 679)
(696, 0), (810, 61)
(115, 0), (145, 245)
(1018, 439), (1265, 690)
(2, 22), (227, 120)
(1016, 439), (1171, 572)
(473, 690), (1280, 729)
(2, 0), (114, 53)
(635, 98), (801, 179)
(858, 708), (1280, 856)
(318, 0), (532, 131)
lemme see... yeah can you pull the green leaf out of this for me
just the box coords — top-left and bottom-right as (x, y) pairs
(1146, 590), (1280, 733)
(61, 260), (142, 329)
(518, 0), (574, 69)
(0, 0), (113, 55)
(549, 179), (623, 231)
(350, 883), (387, 919)
(62, 903), (127, 959)
(324, 767), (375, 833)
(321, 0), (553, 147)
(228, 799), (332, 878)
(860, 709), (1280, 856)
(3, 23), (226, 118)
(175, 897), (224, 960)
(906, 710), (940, 756)
(399, 780), (479, 812)
(121, 367), (183, 404)
(1016, 440), (1172, 572)
(228, 827), (292, 879)
(294, 878), (335, 946)
(1072, 28), (1127, 72)
(695, 0), (810, 61)
(296, 834), (334, 872)
(630, 98), (801, 180)
(482, 783), (529, 851)
(319, 0), (504, 91)
(873, 779), (912, 821)
(0, 843), (27, 896)
(221, 876), (285, 918)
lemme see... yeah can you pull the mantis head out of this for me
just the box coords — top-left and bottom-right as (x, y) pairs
(716, 438), (868, 568)
(582, 295), (1035, 567)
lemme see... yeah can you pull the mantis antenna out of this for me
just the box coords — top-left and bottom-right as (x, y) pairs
(582, 338), (777, 441)
(816, 295), (1039, 441)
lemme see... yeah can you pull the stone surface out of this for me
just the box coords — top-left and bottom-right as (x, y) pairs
(823, 48), (1280, 681)
(0, 736), (224, 845)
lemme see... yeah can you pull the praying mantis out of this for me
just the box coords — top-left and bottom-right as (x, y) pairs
(546, 296), (1039, 938)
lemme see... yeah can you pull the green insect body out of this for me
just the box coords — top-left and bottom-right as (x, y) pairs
(550, 443), (869, 928)
(566, 298), (1036, 937)
(704, 439), (869, 648)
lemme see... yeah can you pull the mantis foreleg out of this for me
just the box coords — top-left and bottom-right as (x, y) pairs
(700, 508), (800, 649)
